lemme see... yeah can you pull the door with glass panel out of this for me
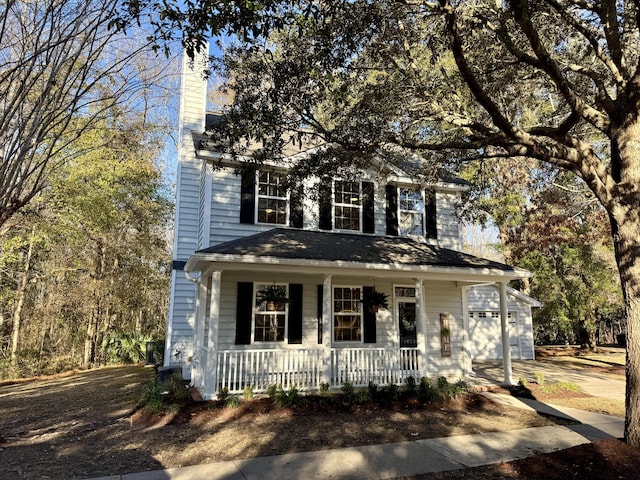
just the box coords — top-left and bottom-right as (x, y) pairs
(395, 287), (417, 348)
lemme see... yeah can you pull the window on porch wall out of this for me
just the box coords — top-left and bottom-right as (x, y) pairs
(333, 287), (362, 341)
(254, 284), (287, 342)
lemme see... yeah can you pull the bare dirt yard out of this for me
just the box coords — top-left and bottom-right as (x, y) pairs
(0, 351), (637, 480)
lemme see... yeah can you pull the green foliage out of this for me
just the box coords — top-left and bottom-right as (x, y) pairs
(139, 375), (192, 412)
(319, 382), (330, 394)
(256, 285), (289, 305)
(243, 385), (254, 400)
(266, 384), (278, 398)
(341, 382), (355, 396)
(225, 396), (241, 409)
(0, 108), (172, 375)
(362, 289), (389, 310)
(272, 384), (301, 409)
(103, 332), (154, 365)
(534, 372), (545, 386)
(518, 377), (528, 387)
(418, 377), (442, 403)
(218, 387), (230, 401)
(404, 376), (417, 395)
(435, 377), (468, 400)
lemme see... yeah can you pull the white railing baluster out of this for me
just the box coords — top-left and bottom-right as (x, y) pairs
(213, 347), (420, 394)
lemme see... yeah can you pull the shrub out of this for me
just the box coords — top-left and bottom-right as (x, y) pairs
(319, 382), (330, 394)
(382, 383), (400, 402)
(103, 331), (153, 365)
(404, 376), (417, 396)
(367, 381), (379, 400)
(435, 377), (468, 400)
(267, 384), (278, 398)
(243, 385), (254, 400)
(418, 377), (441, 403)
(225, 396), (241, 409)
(217, 387), (229, 401)
(534, 371), (545, 385)
(518, 377), (528, 387)
(273, 385), (301, 409)
(139, 374), (191, 412)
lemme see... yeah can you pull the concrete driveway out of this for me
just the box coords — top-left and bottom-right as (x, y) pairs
(471, 359), (626, 402)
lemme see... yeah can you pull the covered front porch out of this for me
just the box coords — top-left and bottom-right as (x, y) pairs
(185, 229), (530, 399)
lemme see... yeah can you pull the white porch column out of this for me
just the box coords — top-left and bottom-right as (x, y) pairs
(415, 278), (428, 378)
(499, 281), (515, 385)
(203, 271), (222, 399)
(322, 274), (332, 386)
(191, 277), (208, 389)
(460, 286), (474, 376)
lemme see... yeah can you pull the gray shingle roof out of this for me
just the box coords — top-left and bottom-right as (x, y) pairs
(196, 228), (516, 272)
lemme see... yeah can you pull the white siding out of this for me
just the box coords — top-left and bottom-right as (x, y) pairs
(423, 281), (466, 376)
(166, 51), (207, 369)
(216, 273), (398, 351)
(205, 168), (464, 250)
(466, 285), (536, 360)
(434, 190), (461, 250)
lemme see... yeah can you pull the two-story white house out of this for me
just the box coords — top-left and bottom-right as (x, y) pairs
(166, 53), (537, 400)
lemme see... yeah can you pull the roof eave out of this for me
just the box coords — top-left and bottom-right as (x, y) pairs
(185, 253), (531, 282)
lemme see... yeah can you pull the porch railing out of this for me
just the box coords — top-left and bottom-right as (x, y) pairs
(215, 347), (420, 394)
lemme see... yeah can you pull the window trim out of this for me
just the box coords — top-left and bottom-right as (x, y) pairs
(391, 185), (437, 240)
(333, 180), (363, 233)
(398, 187), (425, 237)
(332, 285), (363, 343)
(252, 282), (289, 343)
(254, 170), (290, 226)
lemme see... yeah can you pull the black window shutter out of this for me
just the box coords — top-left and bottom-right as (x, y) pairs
(425, 189), (437, 239)
(362, 181), (375, 234)
(385, 184), (399, 236)
(288, 284), (303, 344)
(235, 282), (253, 344)
(318, 180), (332, 230)
(239, 170), (256, 224)
(363, 286), (377, 344)
(317, 284), (323, 344)
(289, 183), (304, 228)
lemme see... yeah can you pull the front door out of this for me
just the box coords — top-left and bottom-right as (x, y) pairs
(397, 300), (417, 348)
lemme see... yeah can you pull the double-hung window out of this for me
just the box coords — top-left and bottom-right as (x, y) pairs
(333, 286), (362, 341)
(254, 283), (287, 342)
(257, 171), (288, 225)
(398, 188), (425, 236)
(334, 180), (361, 231)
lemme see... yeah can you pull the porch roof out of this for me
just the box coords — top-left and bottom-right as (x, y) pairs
(186, 229), (530, 282)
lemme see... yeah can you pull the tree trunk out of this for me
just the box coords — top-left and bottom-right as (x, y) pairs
(615, 220), (640, 446)
(10, 227), (36, 366)
(611, 118), (640, 447)
(84, 240), (105, 368)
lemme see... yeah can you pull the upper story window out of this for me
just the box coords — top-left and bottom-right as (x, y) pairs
(334, 180), (361, 231)
(239, 169), (303, 228)
(319, 179), (375, 233)
(398, 188), (424, 236)
(257, 171), (288, 225)
(386, 184), (437, 239)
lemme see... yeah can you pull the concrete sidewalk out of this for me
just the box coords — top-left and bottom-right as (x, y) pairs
(89, 398), (624, 480)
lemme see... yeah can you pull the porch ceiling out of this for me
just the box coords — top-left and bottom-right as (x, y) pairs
(186, 228), (530, 283)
